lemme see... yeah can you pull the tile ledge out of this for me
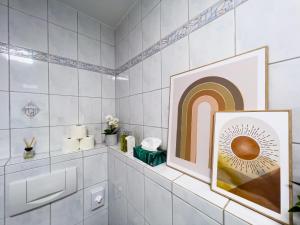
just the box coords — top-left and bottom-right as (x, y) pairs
(225, 201), (282, 225)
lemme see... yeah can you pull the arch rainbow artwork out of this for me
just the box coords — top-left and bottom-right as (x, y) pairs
(167, 47), (267, 183)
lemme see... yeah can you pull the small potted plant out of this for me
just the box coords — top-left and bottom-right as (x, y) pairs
(103, 115), (119, 146)
(289, 181), (300, 213)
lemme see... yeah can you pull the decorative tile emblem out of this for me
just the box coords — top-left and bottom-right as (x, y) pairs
(22, 101), (40, 119)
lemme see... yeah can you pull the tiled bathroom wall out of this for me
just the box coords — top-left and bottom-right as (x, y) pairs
(0, 0), (115, 224)
(114, 0), (300, 224)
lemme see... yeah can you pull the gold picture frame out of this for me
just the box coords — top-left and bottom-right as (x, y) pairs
(167, 47), (268, 183)
(211, 110), (292, 225)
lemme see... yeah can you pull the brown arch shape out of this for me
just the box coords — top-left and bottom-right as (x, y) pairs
(176, 76), (244, 161)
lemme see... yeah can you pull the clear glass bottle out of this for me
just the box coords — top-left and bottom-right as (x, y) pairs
(23, 147), (35, 159)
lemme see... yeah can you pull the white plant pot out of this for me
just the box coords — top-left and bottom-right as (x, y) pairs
(105, 134), (118, 146)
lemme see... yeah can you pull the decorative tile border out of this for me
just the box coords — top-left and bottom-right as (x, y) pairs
(116, 0), (248, 75)
(0, 42), (115, 76)
(0, 0), (248, 77)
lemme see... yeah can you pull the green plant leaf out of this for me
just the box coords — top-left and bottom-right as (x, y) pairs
(289, 205), (300, 212)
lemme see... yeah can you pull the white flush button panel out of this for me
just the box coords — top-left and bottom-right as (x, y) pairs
(8, 167), (77, 216)
(91, 186), (105, 210)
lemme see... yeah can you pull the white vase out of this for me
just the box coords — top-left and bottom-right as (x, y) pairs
(105, 134), (118, 146)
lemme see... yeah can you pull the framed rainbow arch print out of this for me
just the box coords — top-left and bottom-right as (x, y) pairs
(167, 47), (267, 183)
(211, 111), (292, 224)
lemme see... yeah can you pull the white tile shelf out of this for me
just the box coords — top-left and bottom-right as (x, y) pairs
(108, 146), (282, 225)
(4, 144), (107, 174)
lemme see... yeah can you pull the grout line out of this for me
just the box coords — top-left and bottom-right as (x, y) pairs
(4, 0), (11, 222)
(269, 56), (300, 65)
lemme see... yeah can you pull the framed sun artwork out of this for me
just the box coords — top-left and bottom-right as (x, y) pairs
(167, 47), (267, 183)
(211, 111), (292, 224)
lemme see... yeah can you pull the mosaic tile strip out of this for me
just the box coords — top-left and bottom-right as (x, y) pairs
(0, 42), (115, 76)
(116, 0), (246, 75)
(0, 42), (8, 54)
(49, 54), (77, 68)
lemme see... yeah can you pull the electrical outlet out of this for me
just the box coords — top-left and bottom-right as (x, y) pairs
(91, 186), (105, 210)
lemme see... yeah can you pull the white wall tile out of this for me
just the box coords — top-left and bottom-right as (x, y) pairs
(79, 97), (101, 124)
(79, 70), (102, 97)
(0, 54), (8, 91)
(109, 155), (127, 196)
(49, 64), (78, 96)
(129, 24), (142, 59)
(161, 88), (169, 128)
(143, 90), (161, 127)
(102, 99), (115, 122)
(10, 59), (48, 94)
(9, 9), (47, 51)
(0, 5), (8, 43)
(130, 125), (143, 145)
(116, 71), (129, 98)
(11, 92), (49, 128)
(145, 177), (172, 225)
(84, 153), (107, 187)
(142, 52), (161, 92)
(85, 123), (102, 144)
(119, 97), (130, 124)
(78, 12), (101, 40)
(51, 191), (83, 225)
(189, 11), (235, 69)
(161, 0), (188, 37)
(162, 37), (189, 88)
(84, 208), (108, 225)
(224, 211), (249, 225)
(129, 0), (141, 31)
(102, 75), (115, 98)
(236, 0), (300, 63)
(52, 158), (84, 190)
(269, 58), (300, 142)
(129, 62), (142, 95)
(162, 128), (168, 150)
(50, 125), (71, 152)
(0, 176), (3, 219)
(84, 182), (108, 218)
(116, 16), (129, 43)
(78, 34), (101, 65)
(10, 0), (47, 19)
(130, 94), (143, 125)
(101, 25), (115, 46)
(0, 92), (9, 129)
(101, 42), (115, 69)
(293, 144), (300, 183)
(143, 126), (161, 140)
(6, 205), (50, 225)
(49, 24), (77, 60)
(142, 0), (160, 18)
(0, 130), (9, 159)
(108, 185), (127, 225)
(189, 0), (218, 19)
(50, 95), (78, 126)
(0, 0), (7, 6)
(127, 165), (144, 216)
(142, 4), (160, 50)
(173, 195), (219, 225)
(127, 202), (144, 225)
(11, 127), (49, 157)
(48, 0), (77, 31)
(116, 37), (129, 67)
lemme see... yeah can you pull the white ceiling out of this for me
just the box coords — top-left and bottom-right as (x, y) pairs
(59, 0), (136, 28)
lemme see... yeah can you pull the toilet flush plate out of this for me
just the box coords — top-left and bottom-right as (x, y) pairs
(91, 186), (105, 210)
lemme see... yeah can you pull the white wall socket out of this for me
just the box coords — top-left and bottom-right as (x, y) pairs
(91, 186), (105, 210)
